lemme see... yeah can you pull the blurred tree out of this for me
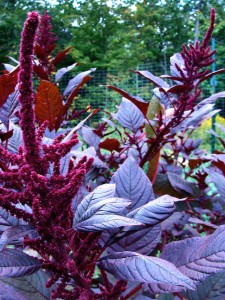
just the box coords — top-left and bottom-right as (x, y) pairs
(0, 0), (49, 63)
(1, 0), (225, 71)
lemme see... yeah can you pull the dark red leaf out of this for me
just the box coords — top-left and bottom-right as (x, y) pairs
(107, 85), (149, 116)
(0, 67), (19, 107)
(35, 80), (64, 131)
(99, 138), (121, 152)
(147, 151), (160, 184)
(34, 45), (45, 60)
(167, 84), (189, 94)
(160, 75), (184, 82)
(197, 69), (225, 85)
(0, 130), (13, 142)
(52, 47), (72, 66)
(47, 43), (56, 55)
(33, 64), (49, 80)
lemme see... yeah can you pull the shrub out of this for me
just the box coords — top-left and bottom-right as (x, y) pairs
(1, 9), (225, 300)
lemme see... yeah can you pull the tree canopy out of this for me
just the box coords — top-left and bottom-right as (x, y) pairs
(1, 0), (225, 69)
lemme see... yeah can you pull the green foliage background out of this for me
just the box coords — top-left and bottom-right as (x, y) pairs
(2, 0), (225, 70)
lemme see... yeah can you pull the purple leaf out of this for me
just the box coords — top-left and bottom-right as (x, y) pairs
(184, 271), (225, 300)
(132, 70), (169, 88)
(111, 156), (154, 211)
(63, 68), (96, 96)
(161, 225), (225, 283)
(167, 173), (194, 196)
(3, 63), (17, 72)
(188, 217), (218, 229)
(170, 53), (186, 78)
(75, 214), (142, 232)
(197, 69), (225, 85)
(76, 198), (131, 223)
(206, 169), (225, 200)
(197, 91), (225, 109)
(0, 207), (27, 233)
(0, 225), (36, 251)
(82, 127), (101, 150)
(172, 104), (219, 132)
(115, 98), (145, 131)
(161, 212), (185, 232)
(98, 251), (194, 289)
(0, 86), (19, 127)
(129, 195), (179, 226)
(74, 184), (116, 223)
(55, 62), (77, 82)
(0, 282), (28, 300)
(144, 281), (186, 294)
(0, 270), (56, 300)
(0, 249), (41, 277)
(104, 224), (161, 255)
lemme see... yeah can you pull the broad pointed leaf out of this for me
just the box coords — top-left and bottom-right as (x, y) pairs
(197, 91), (225, 108)
(129, 195), (178, 226)
(0, 225), (36, 251)
(35, 80), (64, 131)
(0, 282), (28, 300)
(144, 281), (186, 294)
(0, 207), (27, 232)
(184, 271), (225, 300)
(77, 198), (131, 223)
(99, 138), (120, 152)
(74, 184), (116, 223)
(161, 225), (225, 283)
(167, 172), (194, 196)
(0, 86), (19, 127)
(116, 98), (145, 131)
(55, 62), (77, 82)
(75, 214), (142, 232)
(0, 269), (55, 300)
(52, 47), (71, 66)
(104, 224), (161, 255)
(0, 249), (41, 277)
(172, 104), (219, 132)
(0, 68), (19, 107)
(106, 85), (149, 116)
(63, 68), (95, 96)
(98, 251), (194, 289)
(111, 156), (154, 211)
(3, 63), (16, 72)
(132, 70), (170, 88)
(82, 127), (101, 150)
(206, 169), (225, 199)
(33, 64), (49, 80)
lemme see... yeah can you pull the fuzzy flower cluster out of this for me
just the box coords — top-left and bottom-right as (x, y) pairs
(176, 8), (216, 109)
(0, 12), (94, 298)
(35, 11), (58, 74)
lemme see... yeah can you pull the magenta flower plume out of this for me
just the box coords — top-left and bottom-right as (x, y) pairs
(18, 12), (44, 172)
(0, 11), (95, 298)
(35, 11), (57, 74)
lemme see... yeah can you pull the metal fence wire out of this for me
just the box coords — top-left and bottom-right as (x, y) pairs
(60, 62), (225, 127)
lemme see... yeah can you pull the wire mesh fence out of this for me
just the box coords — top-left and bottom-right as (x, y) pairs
(60, 62), (225, 141)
